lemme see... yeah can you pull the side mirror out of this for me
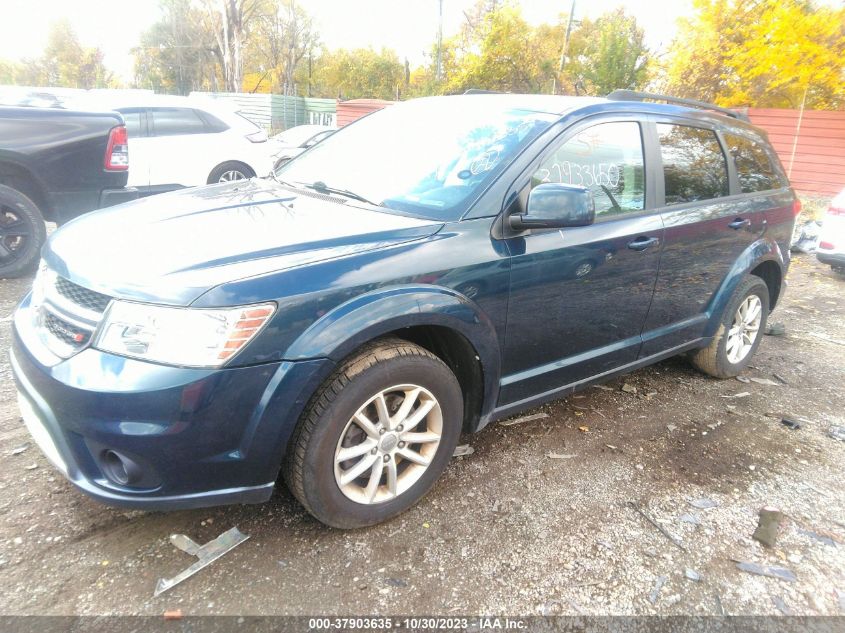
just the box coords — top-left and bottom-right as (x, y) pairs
(509, 183), (595, 231)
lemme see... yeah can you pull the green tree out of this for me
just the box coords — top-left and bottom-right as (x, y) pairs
(36, 19), (112, 88)
(133, 0), (219, 94)
(666, 0), (845, 109)
(566, 8), (649, 96)
(311, 47), (404, 100)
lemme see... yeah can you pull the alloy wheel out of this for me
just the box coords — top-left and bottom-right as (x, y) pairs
(334, 384), (442, 505)
(726, 294), (762, 363)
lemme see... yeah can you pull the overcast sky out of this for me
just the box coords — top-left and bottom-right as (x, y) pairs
(2, 0), (695, 81)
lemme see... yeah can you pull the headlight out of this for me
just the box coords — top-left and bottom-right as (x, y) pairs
(94, 301), (276, 368)
(30, 260), (55, 311)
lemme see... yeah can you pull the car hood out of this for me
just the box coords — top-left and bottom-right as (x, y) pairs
(45, 179), (443, 306)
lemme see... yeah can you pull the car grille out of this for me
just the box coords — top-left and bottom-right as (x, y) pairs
(33, 269), (112, 359)
(54, 277), (111, 313)
(43, 311), (91, 348)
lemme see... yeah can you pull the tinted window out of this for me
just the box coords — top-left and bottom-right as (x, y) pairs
(657, 124), (728, 205)
(532, 121), (646, 217)
(725, 133), (785, 192)
(150, 108), (207, 136)
(120, 111), (142, 137)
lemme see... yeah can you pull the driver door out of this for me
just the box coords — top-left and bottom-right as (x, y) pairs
(500, 118), (664, 405)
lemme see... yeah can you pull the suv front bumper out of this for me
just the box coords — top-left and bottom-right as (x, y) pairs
(11, 314), (331, 511)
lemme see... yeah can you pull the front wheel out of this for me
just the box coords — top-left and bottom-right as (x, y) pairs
(690, 275), (770, 378)
(284, 338), (463, 529)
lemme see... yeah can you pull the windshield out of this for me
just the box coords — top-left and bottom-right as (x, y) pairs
(275, 98), (558, 220)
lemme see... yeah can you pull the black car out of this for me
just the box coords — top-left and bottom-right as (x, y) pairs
(0, 104), (137, 278)
(12, 92), (797, 528)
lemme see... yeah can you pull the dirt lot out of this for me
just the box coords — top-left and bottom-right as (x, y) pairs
(0, 254), (843, 617)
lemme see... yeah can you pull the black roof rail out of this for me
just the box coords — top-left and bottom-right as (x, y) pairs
(606, 89), (750, 122)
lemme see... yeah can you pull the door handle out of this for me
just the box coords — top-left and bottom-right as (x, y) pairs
(627, 236), (660, 251)
(728, 218), (751, 230)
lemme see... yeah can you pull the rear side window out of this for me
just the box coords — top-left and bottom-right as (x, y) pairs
(532, 121), (646, 217)
(657, 124), (728, 205)
(120, 111), (143, 138)
(150, 108), (207, 136)
(725, 133), (785, 192)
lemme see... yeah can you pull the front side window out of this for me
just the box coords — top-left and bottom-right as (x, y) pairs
(277, 99), (558, 221)
(725, 133), (785, 193)
(532, 121), (646, 217)
(150, 108), (207, 136)
(658, 124), (729, 205)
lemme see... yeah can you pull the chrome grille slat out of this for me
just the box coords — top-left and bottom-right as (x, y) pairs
(54, 277), (111, 313)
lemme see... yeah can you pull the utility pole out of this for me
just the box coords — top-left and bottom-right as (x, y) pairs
(435, 0), (443, 83)
(553, 0), (576, 94)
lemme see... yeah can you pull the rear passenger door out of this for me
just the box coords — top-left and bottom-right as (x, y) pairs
(147, 107), (218, 187)
(639, 119), (758, 356)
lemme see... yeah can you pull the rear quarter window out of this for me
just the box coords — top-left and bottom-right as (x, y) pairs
(150, 108), (208, 136)
(657, 124), (729, 205)
(725, 133), (787, 192)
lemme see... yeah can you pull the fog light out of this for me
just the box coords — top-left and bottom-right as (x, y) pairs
(101, 450), (142, 486)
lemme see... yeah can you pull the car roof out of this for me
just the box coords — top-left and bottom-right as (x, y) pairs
(418, 93), (766, 137)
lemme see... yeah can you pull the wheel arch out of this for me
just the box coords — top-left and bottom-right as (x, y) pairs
(0, 157), (52, 220)
(206, 160), (257, 184)
(283, 285), (501, 432)
(704, 237), (785, 338)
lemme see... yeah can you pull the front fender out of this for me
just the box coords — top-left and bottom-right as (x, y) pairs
(283, 285), (501, 421)
(703, 237), (785, 338)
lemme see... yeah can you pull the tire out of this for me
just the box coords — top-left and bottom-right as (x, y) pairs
(207, 161), (255, 184)
(284, 338), (463, 529)
(0, 183), (46, 279)
(690, 275), (770, 378)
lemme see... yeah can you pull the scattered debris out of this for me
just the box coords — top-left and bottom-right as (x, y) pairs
(772, 596), (793, 615)
(163, 609), (183, 620)
(808, 332), (845, 346)
(453, 444), (474, 457)
(764, 322), (786, 336)
(10, 444), (29, 455)
(736, 376), (750, 383)
(592, 384), (614, 391)
(797, 528), (837, 547)
(666, 424), (677, 432)
(154, 527), (249, 597)
(605, 444), (618, 451)
(386, 578), (408, 588)
(648, 576), (667, 604)
(829, 426), (845, 442)
(501, 412), (548, 426)
(679, 514), (701, 526)
(684, 569), (702, 582)
(578, 425), (589, 433)
(734, 560), (796, 583)
(24, 463), (38, 470)
(537, 600), (563, 616)
(781, 417), (802, 430)
(627, 501), (687, 552)
(720, 392), (751, 399)
(621, 383), (638, 394)
(746, 377), (781, 386)
(790, 221), (821, 253)
(753, 507), (784, 548)
(546, 452), (577, 459)
(688, 498), (718, 510)
(772, 373), (789, 385)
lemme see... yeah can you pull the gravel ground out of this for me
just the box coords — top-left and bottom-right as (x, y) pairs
(0, 253), (843, 616)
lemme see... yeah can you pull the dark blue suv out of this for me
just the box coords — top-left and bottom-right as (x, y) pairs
(11, 92), (798, 528)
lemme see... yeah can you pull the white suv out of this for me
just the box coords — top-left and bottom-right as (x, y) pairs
(81, 95), (275, 195)
(817, 188), (845, 275)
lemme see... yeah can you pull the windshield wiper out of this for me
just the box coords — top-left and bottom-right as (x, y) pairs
(306, 181), (381, 207)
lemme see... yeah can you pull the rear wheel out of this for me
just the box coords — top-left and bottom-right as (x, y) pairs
(0, 184), (46, 278)
(284, 338), (463, 528)
(207, 161), (255, 184)
(690, 275), (769, 378)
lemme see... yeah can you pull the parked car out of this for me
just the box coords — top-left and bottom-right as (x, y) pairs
(269, 124), (335, 169)
(0, 104), (137, 278)
(73, 95), (275, 196)
(816, 188), (845, 275)
(12, 92), (798, 528)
